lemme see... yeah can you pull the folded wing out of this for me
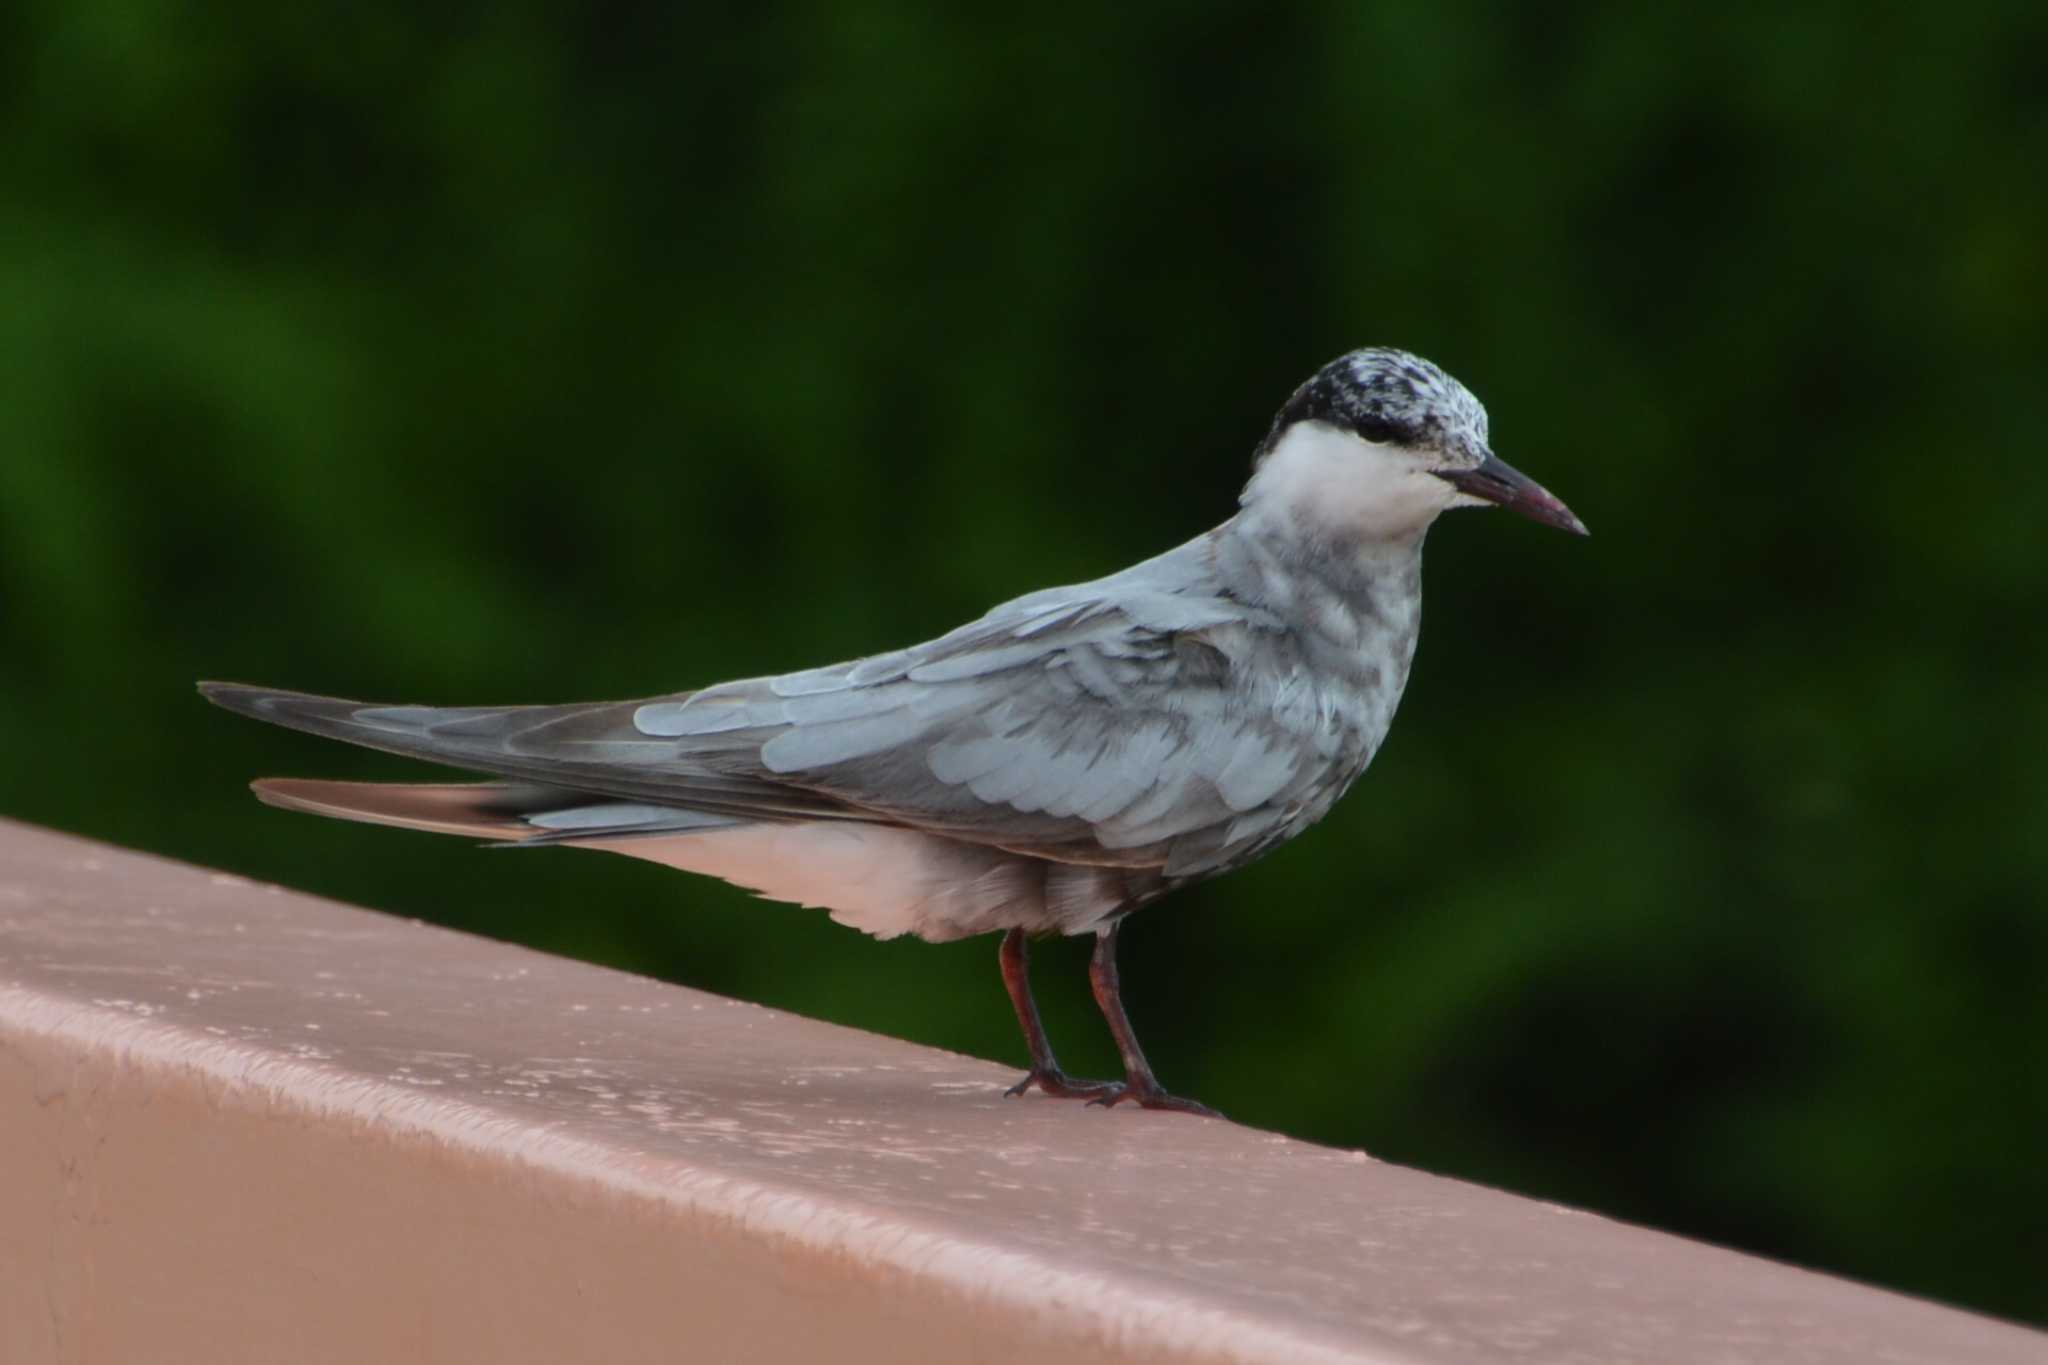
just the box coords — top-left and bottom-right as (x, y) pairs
(203, 579), (1354, 882)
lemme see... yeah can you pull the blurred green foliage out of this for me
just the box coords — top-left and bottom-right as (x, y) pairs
(2, 0), (2044, 1325)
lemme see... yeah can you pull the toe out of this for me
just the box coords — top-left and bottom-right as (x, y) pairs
(1007, 1069), (1120, 1102)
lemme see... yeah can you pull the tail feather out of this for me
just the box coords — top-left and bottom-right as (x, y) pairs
(250, 778), (742, 843)
(251, 778), (567, 840)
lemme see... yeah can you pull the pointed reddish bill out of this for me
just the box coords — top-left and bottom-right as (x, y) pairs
(1436, 454), (1588, 536)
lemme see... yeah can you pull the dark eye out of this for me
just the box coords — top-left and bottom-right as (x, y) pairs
(1352, 415), (1405, 445)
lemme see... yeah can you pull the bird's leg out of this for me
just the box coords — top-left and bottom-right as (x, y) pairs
(999, 928), (1120, 1101)
(1083, 922), (1222, 1117)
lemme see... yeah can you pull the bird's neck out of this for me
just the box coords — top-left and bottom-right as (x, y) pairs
(1210, 501), (1425, 668)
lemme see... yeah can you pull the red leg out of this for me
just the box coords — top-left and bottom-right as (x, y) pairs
(1084, 921), (1222, 1117)
(998, 928), (1119, 1101)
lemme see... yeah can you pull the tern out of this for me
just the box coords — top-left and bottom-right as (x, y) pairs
(203, 347), (1585, 1116)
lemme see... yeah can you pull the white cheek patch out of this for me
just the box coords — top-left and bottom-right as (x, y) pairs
(1246, 421), (1459, 541)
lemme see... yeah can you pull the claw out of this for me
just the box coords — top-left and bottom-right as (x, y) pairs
(1086, 1080), (1222, 1118)
(1004, 1068), (1121, 1102)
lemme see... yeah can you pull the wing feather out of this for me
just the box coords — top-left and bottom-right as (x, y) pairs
(203, 550), (1368, 885)
(686, 586), (1353, 878)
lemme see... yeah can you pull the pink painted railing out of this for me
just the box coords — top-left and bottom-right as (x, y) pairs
(1, 818), (2039, 1364)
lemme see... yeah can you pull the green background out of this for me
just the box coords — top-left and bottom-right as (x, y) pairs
(3, 1), (2044, 1326)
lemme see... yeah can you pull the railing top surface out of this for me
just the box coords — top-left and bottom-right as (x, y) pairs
(1, 817), (2038, 1365)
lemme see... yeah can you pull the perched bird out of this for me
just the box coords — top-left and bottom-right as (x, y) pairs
(202, 347), (1584, 1117)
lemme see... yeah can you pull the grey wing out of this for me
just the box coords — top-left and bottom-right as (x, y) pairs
(204, 582), (1355, 880)
(197, 684), (856, 824)
(636, 589), (1353, 879)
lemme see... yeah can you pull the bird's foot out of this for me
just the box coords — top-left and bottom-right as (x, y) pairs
(1084, 1080), (1223, 1119)
(1004, 1067), (1121, 1102)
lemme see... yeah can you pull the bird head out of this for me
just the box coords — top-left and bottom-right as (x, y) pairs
(1243, 348), (1586, 543)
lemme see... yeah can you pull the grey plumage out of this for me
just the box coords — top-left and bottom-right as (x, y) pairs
(204, 346), (1584, 1113)
(202, 534), (1408, 933)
